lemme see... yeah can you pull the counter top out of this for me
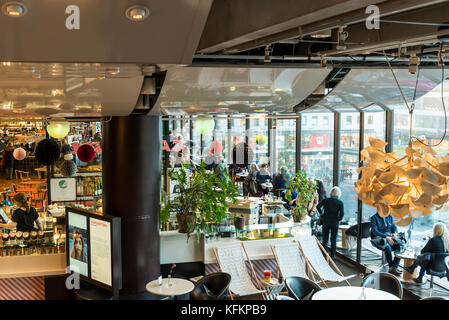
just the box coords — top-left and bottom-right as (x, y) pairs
(0, 253), (66, 279)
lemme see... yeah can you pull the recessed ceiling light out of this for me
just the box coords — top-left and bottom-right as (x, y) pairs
(126, 5), (150, 21)
(106, 67), (121, 75)
(2, 2), (27, 18)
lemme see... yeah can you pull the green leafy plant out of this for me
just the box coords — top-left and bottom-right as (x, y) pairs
(161, 163), (238, 241)
(285, 171), (317, 222)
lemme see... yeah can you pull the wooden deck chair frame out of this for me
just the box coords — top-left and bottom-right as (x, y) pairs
(296, 237), (351, 288)
(270, 242), (316, 282)
(213, 243), (267, 300)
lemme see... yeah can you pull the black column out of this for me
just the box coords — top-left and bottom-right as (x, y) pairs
(103, 115), (161, 295)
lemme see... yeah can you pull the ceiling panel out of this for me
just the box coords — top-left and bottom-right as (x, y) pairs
(307, 68), (443, 112)
(154, 66), (331, 115)
(0, 63), (143, 117)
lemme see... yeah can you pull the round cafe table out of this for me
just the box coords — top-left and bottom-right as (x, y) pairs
(395, 250), (419, 283)
(311, 287), (400, 300)
(146, 278), (194, 299)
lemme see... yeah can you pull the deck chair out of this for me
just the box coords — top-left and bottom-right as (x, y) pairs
(271, 242), (313, 281)
(296, 236), (355, 288)
(213, 243), (266, 300)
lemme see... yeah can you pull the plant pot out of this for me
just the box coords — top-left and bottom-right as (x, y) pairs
(177, 213), (196, 233)
(234, 216), (246, 230)
(262, 230), (270, 238)
(293, 207), (307, 223)
(273, 230), (280, 238)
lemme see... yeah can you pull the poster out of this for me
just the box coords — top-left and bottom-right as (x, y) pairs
(50, 178), (76, 202)
(68, 212), (88, 277)
(89, 217), (112, 286)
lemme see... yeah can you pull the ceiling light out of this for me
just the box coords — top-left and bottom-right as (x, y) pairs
(229, 86), (236, 92)
(126, 5), (150, 21)
(310, 29), (332, 39)
(2, 2), (27, 18)
(106, 67), (121, 75)
(2, 62), (11, 67)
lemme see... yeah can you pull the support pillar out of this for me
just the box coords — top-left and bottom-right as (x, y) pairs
(103, 114), (161, 295)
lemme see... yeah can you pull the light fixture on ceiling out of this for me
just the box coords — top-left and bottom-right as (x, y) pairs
(264, 45), (273, 63)
(310, 29), (332, 39)
(336, 26), (348, 51)
(125, 5), (150, 21)
(2, 1), (27, 18)
(106, 67), (121, 75)
(409, 54), (419, 74)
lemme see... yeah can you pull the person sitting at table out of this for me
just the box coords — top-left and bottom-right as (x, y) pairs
(273, 166), (291, 196)
(370, 211), (402, 276)
(0, 192), (43, 232)
(404, 222), (449, 284)
(243, 163), (259, 197)
(317, 186), (344, 259)
(256, 163), (272, 195)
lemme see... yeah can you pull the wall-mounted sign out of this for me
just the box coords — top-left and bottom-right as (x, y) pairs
(50, 178), (76, 202)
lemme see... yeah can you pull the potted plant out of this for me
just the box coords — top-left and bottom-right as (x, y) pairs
(262, 229), (270, 238)
(161, 163), (238, 241)
(273, 228), (280, 238)
(285, 171), (317, 223)
(233, 214), (246, 230)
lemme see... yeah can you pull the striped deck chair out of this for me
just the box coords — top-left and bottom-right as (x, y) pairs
(271, 242), (313, 280)
(213, 243), (266, 300)
(297, 236), (355, 287)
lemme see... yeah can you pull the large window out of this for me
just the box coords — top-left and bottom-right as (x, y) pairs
(213, 116), (228, 163)
(339, 112), (360, 222)
(362, 108), (386, 221)
(301, 112), (334, 193)
(249, 117), (269, 167)
(275, 119), (296, 174)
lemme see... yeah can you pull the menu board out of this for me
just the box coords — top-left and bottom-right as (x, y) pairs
(50, 178), (76, 202)
(89, 217), (112, 286)
(67, 212), (88, 277)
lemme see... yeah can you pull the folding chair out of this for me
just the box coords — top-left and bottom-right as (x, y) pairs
(296, 236), (355, 288)
(271, 242), (313, 281)
(213, 243), (266, 300)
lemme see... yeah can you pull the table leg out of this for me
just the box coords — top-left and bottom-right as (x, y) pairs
(402, 258), (417, 281)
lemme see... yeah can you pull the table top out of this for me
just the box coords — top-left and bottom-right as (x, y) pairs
(16, 188), (37, 193)
(312, 287), (400, 300)
(395, 250), (417, 260)
(21, 180), (46, 185)
(146, 278), (194, 296)
(260, 183), (273, 188)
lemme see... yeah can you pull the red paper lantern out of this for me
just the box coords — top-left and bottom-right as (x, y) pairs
(77, 144), (96, 162)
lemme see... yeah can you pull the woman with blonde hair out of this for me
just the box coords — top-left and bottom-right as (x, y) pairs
(404, 222), (449, 284)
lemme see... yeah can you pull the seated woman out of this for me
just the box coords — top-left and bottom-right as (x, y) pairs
(256, 163), (272, 195)
(404, 222), (449, 284)
(243, 163), (259, 197)
(273, 166), (291, 196)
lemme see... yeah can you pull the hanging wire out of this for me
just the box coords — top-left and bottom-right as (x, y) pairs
(383, 46), (448, 147)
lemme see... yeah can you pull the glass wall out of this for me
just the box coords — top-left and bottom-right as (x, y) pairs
(339, 112), (360, 222)
(275, 118), (296, 175)
(214, 116), (228, 163)
(248, 117), (269, 167)
(300, 112), (334, 193)
(362, 108), (386, 221)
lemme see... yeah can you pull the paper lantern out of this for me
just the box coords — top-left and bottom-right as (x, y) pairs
(46, 121), (70, 139)
(194, 116), (215, 135)
(35, 139), (61, 166)
(209, 140), (223, 155)
(256, 134), (267, 146)
(355, 137), (449, 226)
(60, 154), (77, 177)
(71, 142), (80, 154)
(77, 144), (96, 162)
(13, 148), (26, 160)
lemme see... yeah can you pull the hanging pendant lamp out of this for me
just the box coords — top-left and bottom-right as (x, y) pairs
(356, 50), (449, 226)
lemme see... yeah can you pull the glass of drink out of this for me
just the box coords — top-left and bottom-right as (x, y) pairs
(263, 270), (272, 283)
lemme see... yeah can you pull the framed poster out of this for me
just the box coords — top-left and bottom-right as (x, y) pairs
(90, 218), (112, 286)
(50, 178), (76, 202)
(65, 207), (122, 297)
